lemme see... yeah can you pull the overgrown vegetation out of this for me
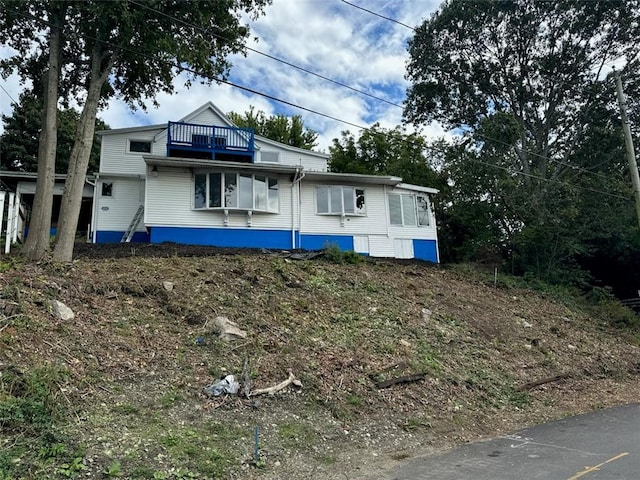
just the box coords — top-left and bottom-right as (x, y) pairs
(1, 247), (639, 478)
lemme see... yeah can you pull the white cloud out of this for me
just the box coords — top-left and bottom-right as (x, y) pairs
(1, 1), (446, 151)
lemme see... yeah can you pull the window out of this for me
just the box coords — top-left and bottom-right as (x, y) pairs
(101, 182), (113, 197)
(129, 140), (151, 153)
(316, 186), (366, 216)
(260, 151), (279, 163)
(388, 194), (430, 227)
(194, 172), (279, 212)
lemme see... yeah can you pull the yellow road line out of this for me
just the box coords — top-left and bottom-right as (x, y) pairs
(567, 452), (629, 480)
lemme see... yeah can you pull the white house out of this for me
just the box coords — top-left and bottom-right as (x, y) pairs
(93, 102), (440, 261)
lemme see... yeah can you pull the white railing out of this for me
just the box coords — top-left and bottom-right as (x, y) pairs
(1, 190), (26, 254)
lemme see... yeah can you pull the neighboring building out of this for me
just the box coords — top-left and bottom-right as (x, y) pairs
(93, 102), (440, 261)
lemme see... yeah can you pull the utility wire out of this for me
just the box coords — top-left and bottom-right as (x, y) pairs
(0, 84), (18, 104)
(340, 0), (416, 31)
(127, 0), (404, 110)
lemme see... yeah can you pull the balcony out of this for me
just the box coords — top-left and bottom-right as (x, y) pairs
(167, 121), (255, 163)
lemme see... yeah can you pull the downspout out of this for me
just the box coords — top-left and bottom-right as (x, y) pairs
(90, 174), (99, 243)
(291, 167), (304, 249)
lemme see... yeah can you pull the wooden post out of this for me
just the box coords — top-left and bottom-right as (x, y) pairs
(5, 192), (15, 254)
(614, 71), (640, 227)
(0, 191), (5, 254)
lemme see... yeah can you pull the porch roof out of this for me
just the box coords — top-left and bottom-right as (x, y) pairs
(143, 155), (301, 174)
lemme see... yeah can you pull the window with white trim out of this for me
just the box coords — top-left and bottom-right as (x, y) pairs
(316, 186), (366, 215)
(194, 172), (279, 212)
(388, 194), (430, 227)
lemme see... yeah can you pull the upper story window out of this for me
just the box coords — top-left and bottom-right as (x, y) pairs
(316, 186), (366, 216)
(129, 140), (152, 153)
(260, 151), (279, 163)
(388, 194), (430, 227)
(194, 172), (279, 212)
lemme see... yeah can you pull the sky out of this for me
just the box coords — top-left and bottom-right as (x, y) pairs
(0, 0), (445, 152)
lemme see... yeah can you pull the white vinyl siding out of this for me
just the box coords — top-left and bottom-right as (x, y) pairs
(100, 129), (164, 175)
(145, 168), (292, 229)
(94, 177), (145, 232)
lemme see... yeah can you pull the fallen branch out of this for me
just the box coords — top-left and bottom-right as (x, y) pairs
(375, 373), (427, 389)
(517, 372), (572, 391)
(368, 361), (409, 381)
(250, 371), (302, 396)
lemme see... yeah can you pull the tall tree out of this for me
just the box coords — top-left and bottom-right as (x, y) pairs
(0, 1), (68, 260)
(1, 0), (271, 261)
(0, 91), (106, 173)
(228, 106), (319, 149)
(405, 0), (640, 282)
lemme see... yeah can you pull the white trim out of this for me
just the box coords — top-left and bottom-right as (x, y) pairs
(395, 183), (439, 194)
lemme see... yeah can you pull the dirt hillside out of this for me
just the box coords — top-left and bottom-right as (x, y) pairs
(1, 244), (639, 479)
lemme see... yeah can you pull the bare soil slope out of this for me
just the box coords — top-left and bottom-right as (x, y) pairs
(1, 244), (639, 479)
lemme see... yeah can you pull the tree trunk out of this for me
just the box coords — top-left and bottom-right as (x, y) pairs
(21, 10), (64, 261)
(53, 49), (112, 262)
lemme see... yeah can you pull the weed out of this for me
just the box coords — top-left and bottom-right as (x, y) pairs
(58, 456), (88, 478)
(346, 394), (363, 408)
(111, 403), (140, 415)
(323, 244), (362, 264)
(103, 460), (123, 477)
(401, 416), (432, 431)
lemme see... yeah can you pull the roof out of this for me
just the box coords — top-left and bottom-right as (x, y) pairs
(143, 155), (302, 174)
(303, 171), (403, 186)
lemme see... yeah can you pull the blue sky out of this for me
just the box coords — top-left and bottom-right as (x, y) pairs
(0, 0), (445, 151)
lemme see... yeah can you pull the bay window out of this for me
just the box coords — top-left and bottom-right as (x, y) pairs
(194, 172), (279, 212)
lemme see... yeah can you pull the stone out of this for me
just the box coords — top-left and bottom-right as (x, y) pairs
(50, 300), (75, 321)
(162, 281), (174, 292)
(208, 316), (248, 341)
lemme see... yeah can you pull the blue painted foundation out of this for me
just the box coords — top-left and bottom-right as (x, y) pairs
(95, 226), (439, 262)
(149, 226), (295, 249)
(95, 231), (151, 243)
(413, 239), (438, 262)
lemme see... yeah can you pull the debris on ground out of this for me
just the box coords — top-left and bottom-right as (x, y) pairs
(203, 374), (240, 397)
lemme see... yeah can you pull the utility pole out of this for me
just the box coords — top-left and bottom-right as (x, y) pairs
(614, 71), (640, 227)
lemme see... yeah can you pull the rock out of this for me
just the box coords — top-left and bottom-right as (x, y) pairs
(568, 344), (577, 350)
(208, 316), (247, 341)
(162, 281), (174, 292)
(400, 339), (411, 347)
(50, 300), (75, 321)
(421, 308), (433, 321)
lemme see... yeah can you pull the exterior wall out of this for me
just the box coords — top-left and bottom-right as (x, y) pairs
(144, 167), (294, 230)
(183, 108), (229, 126)
(94, 175), (148, 242)
(100, 129), (164, 176)
(254, 138), (328, 171)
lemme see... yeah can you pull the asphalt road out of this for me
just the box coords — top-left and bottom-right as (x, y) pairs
(383, 403), (640, 480)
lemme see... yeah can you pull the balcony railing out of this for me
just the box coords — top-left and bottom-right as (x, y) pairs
(167, 121), (255, 162)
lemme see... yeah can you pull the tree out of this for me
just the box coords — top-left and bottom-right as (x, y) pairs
(1, 0), (271, 261)
(228, 106), (319, 149)
(329, 123), (441, 188)
(0, 91), (106, 173)
(404, 0), (640, 282)
(0, 1), (67, 261)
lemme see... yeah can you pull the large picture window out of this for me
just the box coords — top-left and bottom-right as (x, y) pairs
(316, 186), (365, 215)
(194, 172), (279, 212)
(388, 194), (430, 227)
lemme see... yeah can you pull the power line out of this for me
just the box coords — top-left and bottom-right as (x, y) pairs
(0, 84), (18, 104)
(340, 0), (416, 31)
(127, 0), (404, 110)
